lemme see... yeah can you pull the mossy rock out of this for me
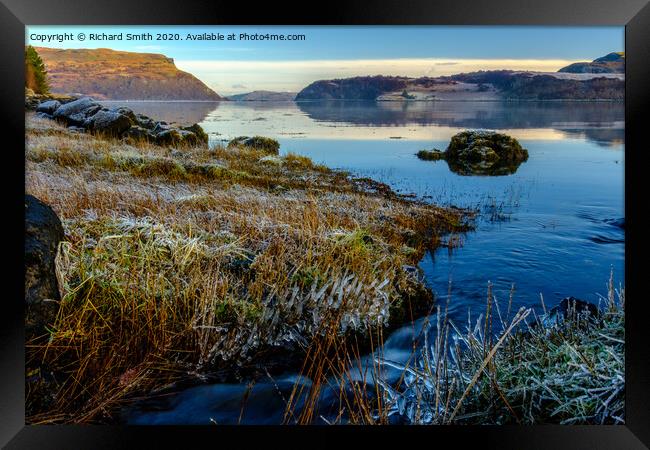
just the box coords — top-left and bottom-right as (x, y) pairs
(181, 124), (209, 145)
(228, 136), (280, 155)
(446, 130), (528, 163)
(419, 130), (529, 176)
(416, 149), (445, 161)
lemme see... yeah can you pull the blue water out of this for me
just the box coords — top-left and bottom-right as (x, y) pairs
(106, 100), (624, 424)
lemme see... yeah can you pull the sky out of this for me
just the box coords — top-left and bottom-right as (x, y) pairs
(26, 26), (624, 95)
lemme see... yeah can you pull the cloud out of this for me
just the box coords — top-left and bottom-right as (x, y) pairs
(231, 84), (247, 89)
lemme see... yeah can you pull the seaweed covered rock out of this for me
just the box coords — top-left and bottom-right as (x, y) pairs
(416, 149), (445, 161)
(445, 130), (528, 175)
(25, 195), (64, 340)
(417, 130), (528, 176)
(228, 136), (280, 154)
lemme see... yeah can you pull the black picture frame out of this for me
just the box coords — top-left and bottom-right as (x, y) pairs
(2, 0), (648, 448)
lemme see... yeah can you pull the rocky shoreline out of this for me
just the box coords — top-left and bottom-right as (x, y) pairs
(26, 92), (209, 147)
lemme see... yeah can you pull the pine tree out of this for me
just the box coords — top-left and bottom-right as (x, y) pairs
(25, 46), (49, 95)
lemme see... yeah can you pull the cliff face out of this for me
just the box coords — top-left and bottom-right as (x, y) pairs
(36, 47), (223, 101)
(558, 52), (625, 74)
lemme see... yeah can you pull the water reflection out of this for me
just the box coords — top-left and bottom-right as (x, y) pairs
(296, 100), (624, 146)
(99, 101), (220, 126)
(99, 100), (624, 147)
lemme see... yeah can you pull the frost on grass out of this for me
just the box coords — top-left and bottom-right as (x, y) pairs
(25, 112), (470, 423)
(374, 274), (625, 425)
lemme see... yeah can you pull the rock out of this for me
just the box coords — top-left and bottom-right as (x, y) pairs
(135, 114), (158, 130)
(88, 110), (133, 136)
(35, 112), (53, 120)
(180, 123), (209, 145)
(25, 195), (64, 340)
(124, 126), (154, 142)
(422, 130), (529, 176)
(544, 297), (599, 328)
(152, 122), (171, 134)
(52, 97), (102, 126)
(36, 100), (61, 115)
(155, 129), (182, 146)
(177, 129), (202, 147)
(110, 106), (138, 123)
(416, 149), (445, 161)
(228, 136), (280, 154)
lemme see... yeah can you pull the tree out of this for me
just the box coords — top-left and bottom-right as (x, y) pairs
(25, 46), (49, 94)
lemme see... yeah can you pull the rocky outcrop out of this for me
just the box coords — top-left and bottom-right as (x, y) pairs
(35, 47), (223, 101)
(559, 52), (625, 74)
(417, 130), (529, 176)
(34, 97), (209, 147)
(25, 195), (64, 340)
(228, 136), (280, 154)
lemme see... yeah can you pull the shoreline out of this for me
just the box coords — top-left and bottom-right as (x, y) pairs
(25, 105), (473, 424)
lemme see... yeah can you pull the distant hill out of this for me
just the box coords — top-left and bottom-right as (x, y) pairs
(35, 47), (223, 101)
(296, 68), (624, 102)
(227, 91), (296, 101)
(558, 52), (625, 74)
(448, 70), (624, 100)
(295, 76), (411, 101)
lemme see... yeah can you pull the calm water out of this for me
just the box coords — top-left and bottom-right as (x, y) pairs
(109, 100), (625, 424)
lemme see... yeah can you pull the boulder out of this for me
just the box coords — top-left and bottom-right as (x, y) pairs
(52, 97), (102, 126)
(124, 126), (155, 142)
(155, 129), (182, 146)
(36, 100), (61, 115)
(180, 124), (209, 145)
(25, 195), (65, 340)
(177, 130), (200, 146)
(228, 136), (280, 154)
(418, 130), (528, 176)
(135, 114), (157, 130)
(35, 112), (53, 120)
(110, 106), (138, 123)
(89, 110), (133, 136)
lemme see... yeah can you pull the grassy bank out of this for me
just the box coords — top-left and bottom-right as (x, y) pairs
(302, 272), (624, 425)
(25, 112), (471, 423)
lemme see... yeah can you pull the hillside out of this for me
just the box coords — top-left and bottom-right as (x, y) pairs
(296, 71), (623, 102)
(295, 53), (624, 101)
(227, 91), (296, 101)
(558, 52), (625, 74)
(448, 70), (624, 100)
(35, 47), (223, 101)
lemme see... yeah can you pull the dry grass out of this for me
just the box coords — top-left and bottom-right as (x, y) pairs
(25, 113), (471, 423)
